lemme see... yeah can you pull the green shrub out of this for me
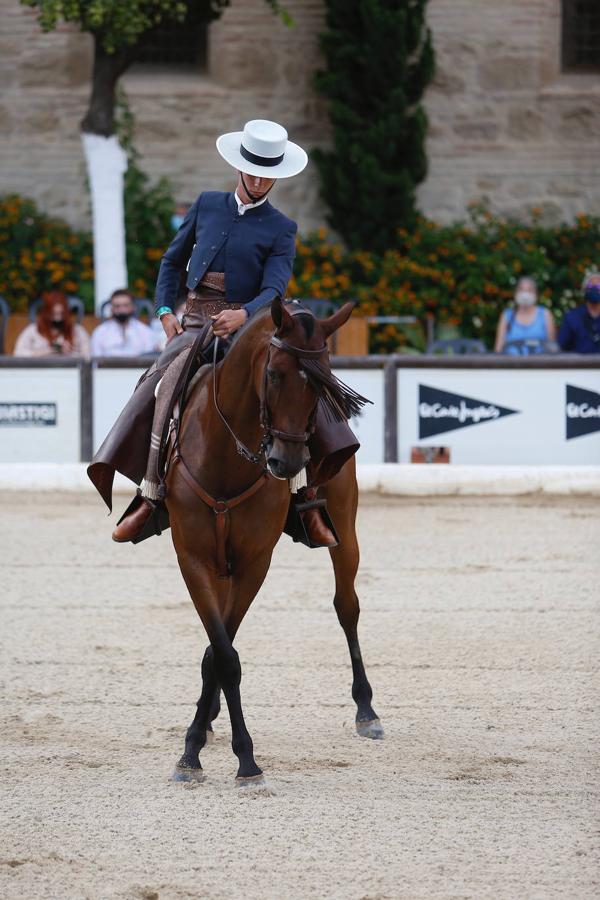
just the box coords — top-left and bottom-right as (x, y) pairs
(289, 205), (600, 352)
(0, 194), (94, 312)
(116, 90), (175, 300)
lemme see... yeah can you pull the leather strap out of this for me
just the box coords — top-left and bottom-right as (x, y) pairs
(172, 449), (269, 578)
(270, 336), (327, 359)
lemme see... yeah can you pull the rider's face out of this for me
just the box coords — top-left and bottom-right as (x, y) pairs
(237, 171), (276, 202)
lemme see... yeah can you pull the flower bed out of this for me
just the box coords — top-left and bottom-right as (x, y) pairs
(289, 207), (600, 352)
(2, 195), (598, 352)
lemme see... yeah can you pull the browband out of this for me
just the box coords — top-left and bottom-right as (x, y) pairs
(270, 336), (327, 359)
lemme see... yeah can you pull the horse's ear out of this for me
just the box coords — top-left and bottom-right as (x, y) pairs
(320, 301), (356, 339)
(271, 296), (294, 334)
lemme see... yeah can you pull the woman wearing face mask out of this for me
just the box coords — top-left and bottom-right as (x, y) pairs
(494, 276), (556, 355)
(13, 292), (90, 358)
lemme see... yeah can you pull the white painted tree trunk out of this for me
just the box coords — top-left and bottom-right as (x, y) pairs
(82, 132), (128, 315)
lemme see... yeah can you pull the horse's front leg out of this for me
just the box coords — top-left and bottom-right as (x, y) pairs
(172, 644), (218, 781)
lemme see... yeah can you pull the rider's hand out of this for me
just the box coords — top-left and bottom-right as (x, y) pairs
(160, 312), (184, 344)
(211, 308), (248, 338)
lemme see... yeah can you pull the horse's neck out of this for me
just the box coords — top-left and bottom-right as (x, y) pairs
(182, 316), (271, 491)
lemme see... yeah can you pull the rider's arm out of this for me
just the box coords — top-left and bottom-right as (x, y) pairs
(244, 220), (298, 318)
(154, 197), (200, 316)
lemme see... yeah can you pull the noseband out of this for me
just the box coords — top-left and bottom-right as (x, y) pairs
(212, 333), (327, 466)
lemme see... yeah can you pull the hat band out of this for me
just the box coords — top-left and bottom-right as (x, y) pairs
(240, 143), (285, 168)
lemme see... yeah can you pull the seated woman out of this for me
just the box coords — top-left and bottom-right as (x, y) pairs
(494, 276), (556, 355)
(14, 292), (90, 358)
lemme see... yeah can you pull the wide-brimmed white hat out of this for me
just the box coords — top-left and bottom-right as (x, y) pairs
(216, 119), (308, 179)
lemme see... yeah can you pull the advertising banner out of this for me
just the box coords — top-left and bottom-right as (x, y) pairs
(397, 368), (600, 464)
(0, 368), (80, 462)
(93, 367), (146, 453)
(93, 365), (386, 463)
(337, 368), (384, 463)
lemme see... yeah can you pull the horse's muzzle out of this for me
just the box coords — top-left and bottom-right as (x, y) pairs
(266, 438), (310, 480)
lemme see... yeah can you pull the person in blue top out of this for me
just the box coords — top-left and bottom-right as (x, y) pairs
(88, 120), (359, 547)
(494, 276), (556, 355)
(558, 273), (600, 354)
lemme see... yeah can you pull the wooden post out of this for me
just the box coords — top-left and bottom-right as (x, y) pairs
(334, 316), (369, 356)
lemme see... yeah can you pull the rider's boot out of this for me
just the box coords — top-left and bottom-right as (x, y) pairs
(297, 486), (338, 548)
(112, 496), (154, 542)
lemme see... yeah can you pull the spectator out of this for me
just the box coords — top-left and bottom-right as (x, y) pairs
(494, 276), (556, 354)
(14, 292), (90, 358)
(558, 273), (600, 354)
(91, 289), (159, 357)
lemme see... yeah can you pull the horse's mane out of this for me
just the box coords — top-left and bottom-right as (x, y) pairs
(227, 304), (370, 422)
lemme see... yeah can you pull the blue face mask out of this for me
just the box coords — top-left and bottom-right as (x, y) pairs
(584, 283), (600, 304)
(171, 213), (185, 231)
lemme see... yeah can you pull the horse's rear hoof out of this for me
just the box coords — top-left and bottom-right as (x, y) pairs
(171, 764), (206, 783)
(356, 717), (384, 740)
(235, 773), (266, 789)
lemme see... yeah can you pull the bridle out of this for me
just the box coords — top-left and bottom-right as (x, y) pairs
(212, 332), (327, 466)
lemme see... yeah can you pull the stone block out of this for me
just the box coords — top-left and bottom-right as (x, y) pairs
(478, 56), (537, 91)
(558, 107), (597, 141)
(507, 107), (542, 140)
(453, 119), (499, 141)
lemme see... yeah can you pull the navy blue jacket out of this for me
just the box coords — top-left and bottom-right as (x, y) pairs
(154, 191), (297, 317)
(558, 305), (600, 354)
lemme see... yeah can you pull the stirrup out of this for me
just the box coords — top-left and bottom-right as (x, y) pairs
(284, 497), (340, 549)
(115, 490), (171, 544)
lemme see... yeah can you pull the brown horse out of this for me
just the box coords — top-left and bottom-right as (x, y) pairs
(167, 298), (383, 785)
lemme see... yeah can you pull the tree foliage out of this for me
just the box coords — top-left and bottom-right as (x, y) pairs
(313, 0), (435, 253)
(21, 0), (291, 52)
(21, 1), (228, 53)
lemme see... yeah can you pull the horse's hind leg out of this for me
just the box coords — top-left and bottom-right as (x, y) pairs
(326, 464), (383, 739)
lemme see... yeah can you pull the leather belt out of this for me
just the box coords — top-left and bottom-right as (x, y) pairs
(198, 271), (226, 293)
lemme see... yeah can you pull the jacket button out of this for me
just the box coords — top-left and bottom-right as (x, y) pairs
(211, 245), (216, 249)
(202, 260), (207, 265)
(222, 231), (227, 235)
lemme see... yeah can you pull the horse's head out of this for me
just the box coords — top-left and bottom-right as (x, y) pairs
(262, 297), (357, 480)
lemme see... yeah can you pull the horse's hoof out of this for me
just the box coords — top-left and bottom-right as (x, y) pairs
(356, 718), (384, 740)
(171, 764), (206, 783)
(235, 773), (266, 789)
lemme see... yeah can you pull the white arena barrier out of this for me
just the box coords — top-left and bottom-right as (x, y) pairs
(0, 462), (599, 496)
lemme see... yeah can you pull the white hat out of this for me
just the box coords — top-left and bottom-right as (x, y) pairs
(216, 119), (308, 179)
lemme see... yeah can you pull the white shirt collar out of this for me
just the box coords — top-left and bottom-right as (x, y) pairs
(234, 189), (268, 216)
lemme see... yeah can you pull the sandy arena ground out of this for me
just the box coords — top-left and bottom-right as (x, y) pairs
(1, 491), (598, 900)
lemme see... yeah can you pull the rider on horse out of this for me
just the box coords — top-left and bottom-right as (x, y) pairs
(88, 120), (360, 545)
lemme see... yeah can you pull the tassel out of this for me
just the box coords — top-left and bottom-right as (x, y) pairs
(300, 359), (372, 422)
(289, 466), (308, 494)
(141, 478), (160, 501)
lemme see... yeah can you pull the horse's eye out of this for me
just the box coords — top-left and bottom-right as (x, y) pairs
(267, 369), (281, 383)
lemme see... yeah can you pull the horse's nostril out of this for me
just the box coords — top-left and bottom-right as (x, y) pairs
(268, 456), (285, 476)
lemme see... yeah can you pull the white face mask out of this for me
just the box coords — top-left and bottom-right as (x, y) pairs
(515, 291), (536, 307)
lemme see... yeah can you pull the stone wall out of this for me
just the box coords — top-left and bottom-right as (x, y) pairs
(0, 0), (330, 232)
(419, 0), (600, 223)
(1, 0), (598, 233)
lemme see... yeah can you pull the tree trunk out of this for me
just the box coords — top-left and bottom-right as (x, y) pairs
(81, 38), (132, 314)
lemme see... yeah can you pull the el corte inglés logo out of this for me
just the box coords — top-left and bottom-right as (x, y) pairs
(566, 385), (600, 440)
(418, 385), (519, 439)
